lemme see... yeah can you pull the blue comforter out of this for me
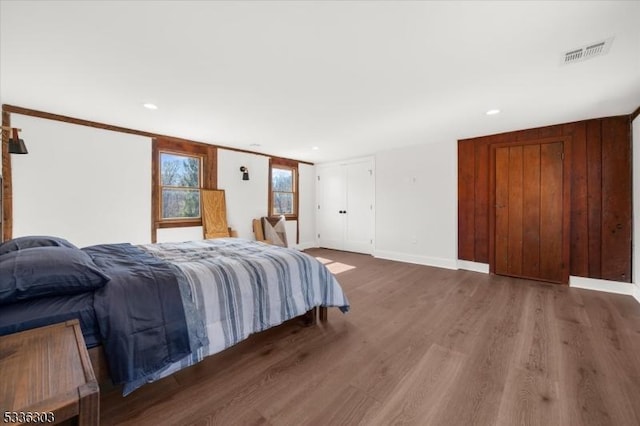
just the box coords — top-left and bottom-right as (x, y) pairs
(83, 243), (196, 389)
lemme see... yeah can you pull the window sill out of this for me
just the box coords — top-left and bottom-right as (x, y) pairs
(270, 215), (298, 221)
(157, 219), (202, 229)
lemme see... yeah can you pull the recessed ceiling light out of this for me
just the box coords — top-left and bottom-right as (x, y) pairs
(312, 146), (319, 150)
(486, 109), (501, 115)
(143, 103), (158, 110)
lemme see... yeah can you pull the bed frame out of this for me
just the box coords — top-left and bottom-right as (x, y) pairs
(88, 306), (328, 385)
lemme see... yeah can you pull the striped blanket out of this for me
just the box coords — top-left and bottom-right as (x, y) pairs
(124, 238), (349, 394)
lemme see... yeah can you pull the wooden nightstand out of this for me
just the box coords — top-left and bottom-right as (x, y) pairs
(0, 320), (99, 425)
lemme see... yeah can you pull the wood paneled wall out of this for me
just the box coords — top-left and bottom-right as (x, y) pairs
(458, 115), (632, 283)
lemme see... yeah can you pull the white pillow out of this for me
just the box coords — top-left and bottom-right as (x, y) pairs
(262, 216), (288, 247)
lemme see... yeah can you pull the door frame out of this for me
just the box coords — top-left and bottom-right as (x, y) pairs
(315, 156), (375, 254)
(488, 137), (572, 284)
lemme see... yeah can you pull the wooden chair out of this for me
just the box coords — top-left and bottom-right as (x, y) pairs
(252, 218), (270, 244)
(252, 216), (287, 247)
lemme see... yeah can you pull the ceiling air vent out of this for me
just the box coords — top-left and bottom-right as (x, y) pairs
(562, 37), (614, 65)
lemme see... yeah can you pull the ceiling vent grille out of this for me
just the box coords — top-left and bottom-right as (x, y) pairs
(563, 37), (614, 65)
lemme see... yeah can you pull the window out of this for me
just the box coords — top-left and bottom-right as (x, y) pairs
(152, 138), (217, 236)
(160, 152), (201, 219)
(272, 167), (295, 215)
(269, 158), (298, 219)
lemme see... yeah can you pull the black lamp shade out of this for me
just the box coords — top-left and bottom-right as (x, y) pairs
(240, 166), (249, 180)
(8, 129), (28, 154)
(9, 137), (28, 154)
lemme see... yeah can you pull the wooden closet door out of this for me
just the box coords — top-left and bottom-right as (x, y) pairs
(491, 139), (570, 284)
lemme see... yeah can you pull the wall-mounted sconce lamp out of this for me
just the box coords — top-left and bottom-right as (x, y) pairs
(240, 166), (250, 181)
(1, 126), (28, 154)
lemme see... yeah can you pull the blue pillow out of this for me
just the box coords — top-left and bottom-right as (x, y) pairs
(0, 235), (77, 256)
(0, 247), (110, 306)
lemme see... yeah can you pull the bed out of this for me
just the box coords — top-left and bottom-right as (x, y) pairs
(0, 236), (349, 395)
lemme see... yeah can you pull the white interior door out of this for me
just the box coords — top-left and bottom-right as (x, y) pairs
(317, 158), (375, 254)
(317, 164), (346, 250)
(344, 160), (374, 254)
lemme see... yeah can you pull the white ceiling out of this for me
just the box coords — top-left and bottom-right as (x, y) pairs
(1, 1), (639, 163)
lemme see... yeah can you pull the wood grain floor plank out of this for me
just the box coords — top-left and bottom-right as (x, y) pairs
(99, 249), (640, 426)
(430, 280), (527, 426)
(495, 285), (564, 426)
(552, 284), (593, 327)
(307, 385), (382, 426)
(178, 323), (355, 426)
(186, 408), (272, 426)
(369, 343), (467, 425)
(578, 291), (640, 425)
(264, 288), (447, 424)
(556, 318), (616, 426)
(252, 296), (432, 424)
(432, 273), (503, 354)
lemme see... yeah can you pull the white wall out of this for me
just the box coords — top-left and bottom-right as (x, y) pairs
(633, 114), (640, 302)
(157, 148), (272, 243)
(155, 226), (203, 243)
(7, 115), (312, 248)
(215, 149), (314, 248)
(217, 149), (270, 239)
(374, 141), (458, 269)
(298, 163), (316, 249)
(11, 115), (151, 247)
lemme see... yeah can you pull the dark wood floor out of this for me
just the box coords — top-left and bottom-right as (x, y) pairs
(100, 249), (640, 426)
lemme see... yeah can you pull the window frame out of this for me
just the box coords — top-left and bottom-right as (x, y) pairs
(268, 158), (299, 220)
(152, 138), (217, 240)
(159, 150), (204, 222)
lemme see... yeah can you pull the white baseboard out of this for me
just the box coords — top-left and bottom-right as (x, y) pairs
(319, 247), (640, 306)
(457, 260), (490, 274)
(294, 241), (318, 251)
(374, 250), (458, 270)
(633, 284), (640, 304)
(569, 276), (636, 296)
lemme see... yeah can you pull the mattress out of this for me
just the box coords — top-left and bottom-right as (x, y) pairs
(0, 292), (100, 348)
